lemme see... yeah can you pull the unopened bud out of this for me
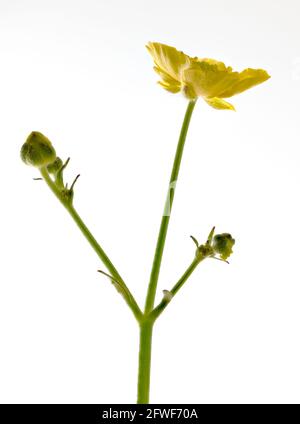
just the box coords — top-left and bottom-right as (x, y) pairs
(21, 131), (56, 168)
(212, 233), (235, 260)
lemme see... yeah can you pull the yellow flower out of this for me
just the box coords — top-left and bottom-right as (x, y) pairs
(146, 42), (270, 110)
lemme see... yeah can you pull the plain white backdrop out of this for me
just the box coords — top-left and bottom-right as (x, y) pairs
(1, 0), (300, 404)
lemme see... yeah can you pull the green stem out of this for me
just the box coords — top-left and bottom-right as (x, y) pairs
(144, 100), (197, 314)
(150, 256), (202, 321)
(137, 320), (154, 404)
(136, 100), (197, 404)
(40, 167), (142, 322)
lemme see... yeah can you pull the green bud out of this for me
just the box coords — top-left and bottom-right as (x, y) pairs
(212, 233), (235, 260)
(21, 131), (56, 168)
(47, 157), (63, 175)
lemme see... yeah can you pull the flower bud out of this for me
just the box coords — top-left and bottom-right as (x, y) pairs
(212, 233), (235, 260)
(21, 131), (56, 168)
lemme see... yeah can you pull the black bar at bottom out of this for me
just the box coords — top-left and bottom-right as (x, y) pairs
(0, 403), (295, 423)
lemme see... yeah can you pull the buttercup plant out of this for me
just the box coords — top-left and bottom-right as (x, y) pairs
(20, 42), (270, 403)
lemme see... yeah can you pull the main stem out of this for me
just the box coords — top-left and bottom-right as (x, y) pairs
(137, 320), (153, 404)
(137, 100), (197, 404)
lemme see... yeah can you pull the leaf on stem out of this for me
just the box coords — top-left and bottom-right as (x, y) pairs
(97, 270), (135, 305)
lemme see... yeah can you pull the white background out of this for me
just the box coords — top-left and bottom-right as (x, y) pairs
(0, 0), (300, 404)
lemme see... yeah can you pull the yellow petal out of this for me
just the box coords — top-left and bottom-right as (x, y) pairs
(183, 59), (270, 99)
(154, 66), (181, 93)
(205, 97), (236, 111)
(158, 80), (181, 93)
(216, 68), (270, 98)
(146, 42), (191, 92)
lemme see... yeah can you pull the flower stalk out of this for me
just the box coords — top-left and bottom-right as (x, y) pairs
(39, 166), (143, 323)
(144, 100), (197, 314)
(150, 257), (201, 322)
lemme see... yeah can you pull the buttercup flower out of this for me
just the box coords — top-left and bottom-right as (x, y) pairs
(146, 42), (270, 110)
